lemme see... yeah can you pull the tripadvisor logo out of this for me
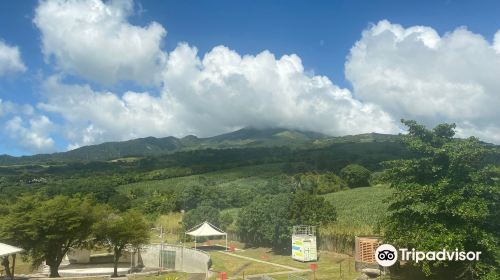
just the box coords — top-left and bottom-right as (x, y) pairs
(375, 244), (482, 267)
(375, 244), (398, 267)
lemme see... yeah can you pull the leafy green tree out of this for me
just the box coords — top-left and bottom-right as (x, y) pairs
(93, 209), (149, 277)
(289, 192), (337, 226)
(0, 195), (98, 277)
(141, 194), (177, 215)
(237, 194), (292, 252)
(237, 193), (336, 252)
(383, 120), (500, 279)
(340, 164), (371, 188)
(219, 212), (234, 230)
(182, 205), (221, 230)
(180, 185), (207, 210)
(107, 193), (132, 212)
(293, 172), (346, 194)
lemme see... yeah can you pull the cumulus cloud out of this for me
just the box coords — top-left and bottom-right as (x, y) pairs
(346, 20), (500, 142)
(162, 44), (397, 137)
(0, 41), (26, 76)
(5, 115), (55, 153)
(34, 0), (167, 85)
(38, 76), (177, 149)
(38, 44), (398, 149)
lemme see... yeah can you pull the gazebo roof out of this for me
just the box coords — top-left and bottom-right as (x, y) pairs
(0, 243), (24, 257)
(186, 221), (226, 237)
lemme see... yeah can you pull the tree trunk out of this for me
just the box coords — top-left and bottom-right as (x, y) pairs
(1, 256), (12, 279)
(49, 264), (60, 278)
(112, 247), (122, 278)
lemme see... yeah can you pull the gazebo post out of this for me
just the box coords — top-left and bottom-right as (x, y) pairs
(11, 254), (16, 280)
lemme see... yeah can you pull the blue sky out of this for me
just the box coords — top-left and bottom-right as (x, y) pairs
(1, 0), (500, 156)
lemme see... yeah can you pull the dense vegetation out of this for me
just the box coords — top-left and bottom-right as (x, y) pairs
(0, 126), (498, 279)
(383, 120), (500, 279)
(237, 192), (336, 252)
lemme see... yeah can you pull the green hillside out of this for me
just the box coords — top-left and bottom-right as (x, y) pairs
(0, 127), (400, 165)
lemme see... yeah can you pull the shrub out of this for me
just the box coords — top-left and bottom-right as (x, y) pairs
(340, 164), (371, 188)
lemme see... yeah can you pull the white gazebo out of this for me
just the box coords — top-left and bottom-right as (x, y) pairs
(185, 221), (228, 250)
(0, 243), (24, 280)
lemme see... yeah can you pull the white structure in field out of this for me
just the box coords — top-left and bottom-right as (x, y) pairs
(292, 225), (317, 262)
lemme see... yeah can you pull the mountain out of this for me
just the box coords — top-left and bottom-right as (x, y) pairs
(0, 127), (398, 165)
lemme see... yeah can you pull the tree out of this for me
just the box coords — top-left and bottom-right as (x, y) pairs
(237, 193), (336, 252)
(340, 164), (371, 188)
(93, 209), (149, 277)
(237, 194), (292, 252)
(292, 172), (346, 194)
(219, 212), (234, 231)
(180, 185), (206, 211)
(141, 194), (177, 215)
(383, 120), (500, 279)
(0, 195), (98, 277)
(182, 205), (221, 230)
(289, 192), (337, 226)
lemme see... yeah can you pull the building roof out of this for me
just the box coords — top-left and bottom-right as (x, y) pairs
(0, 243), (24, 257)
(186, 221), (226, 237)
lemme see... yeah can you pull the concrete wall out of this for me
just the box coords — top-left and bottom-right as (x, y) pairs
(67, 249), (91, 263)
(140, 244), (210, 274)
(67, 249), (132, 264)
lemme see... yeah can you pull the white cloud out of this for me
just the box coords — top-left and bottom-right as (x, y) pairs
(34, 0), (167, 85)
(5, 115), (55, 153)
(38, 43), (398, 149)
(346, 20), (500, 142)
(0, 99), (34, 117)
(494, 31), (500, 53)
(0, 41), (26, 76)
(38, 76), (177, 149)
(161, 44), (397, 137)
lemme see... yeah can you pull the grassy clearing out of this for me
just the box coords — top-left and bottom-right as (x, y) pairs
(208, 251), (285, 279)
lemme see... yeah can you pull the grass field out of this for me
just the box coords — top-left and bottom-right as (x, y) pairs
(322, 184), (393, 236)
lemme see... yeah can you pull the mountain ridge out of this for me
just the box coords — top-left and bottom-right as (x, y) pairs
(0, 127), (398, 165)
